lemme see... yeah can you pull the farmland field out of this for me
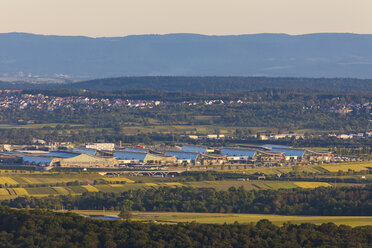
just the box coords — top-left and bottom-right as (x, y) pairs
(0, 188), (9, 196)
(13, 188), (29, 196)
(321, 162), (372, 172)
(52, 187), (70, 195)
(73, 210), (372, 227)
(0, 179), (340, 199)
(82, 185), (99, 192)
(185, 180), (333, 190)
(26, 187), (56, 195)
(293, 182), (332, 188)
(0, 173), (103, 187)
(0, 177), (19, 185)
(103, 177), (135, 183)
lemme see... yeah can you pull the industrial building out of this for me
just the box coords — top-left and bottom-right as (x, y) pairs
(54, 153), (118, 168)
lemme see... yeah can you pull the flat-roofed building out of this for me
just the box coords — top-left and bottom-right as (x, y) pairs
(86, 143), (115, 151)
(23, 155), (55, 167)
(164, 150), (199, 164)
(181, 145), (207, 154)
(114, 151), (147, 165)
(144, 153), (176, 164)
(221, 147), (256, 163)
(73, 147), (97, 156)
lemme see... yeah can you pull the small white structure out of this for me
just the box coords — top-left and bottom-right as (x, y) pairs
(86, 143), (115, 151)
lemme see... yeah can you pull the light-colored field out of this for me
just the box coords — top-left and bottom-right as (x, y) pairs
(161, 182), (184, 187)
(82, 185), (99, 192)
(185, 180), (332, 191)
(0, 188), (9, 196)
(73, 210), (372, 227)
(144, 183), (158, 187)
(293, 182), (332, 188)
(3, 179), (335, 197)
(52, 187), (70, 195)
(0, 177), (19, 185)
(0, 175), (92, 186)
(103, 177), (135, 183)
(321, 162), (371, 172)
(13, 188), (29, 196)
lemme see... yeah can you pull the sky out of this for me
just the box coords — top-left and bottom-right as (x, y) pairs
(0, 0), (371, 37)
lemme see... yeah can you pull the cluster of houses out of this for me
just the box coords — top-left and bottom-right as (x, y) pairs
(0, 143), (334, 169)
(0, 91), (162, 112)
(328, 132), (372, 139)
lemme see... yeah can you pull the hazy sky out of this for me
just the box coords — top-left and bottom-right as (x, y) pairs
(1, 0), (371, 37)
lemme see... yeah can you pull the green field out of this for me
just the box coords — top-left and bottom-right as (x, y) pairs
(0, 173), (102, 186)
(0, 188), (9, 196)
(82, 185), (99, 192)
(0, 179), (335, 199)
(72, 210), (372, 227)
(321, 162), (372, 172)
(0, 162), (368, 200)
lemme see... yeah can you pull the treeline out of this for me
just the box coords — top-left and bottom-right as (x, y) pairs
(3, 186), (372, 216)
(22, 87), (372, 103)
(1, 206), (371, 248)
(1, 97), (371, 130)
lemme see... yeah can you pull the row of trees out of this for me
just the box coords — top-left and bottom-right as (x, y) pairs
(3, 186), (371, 216)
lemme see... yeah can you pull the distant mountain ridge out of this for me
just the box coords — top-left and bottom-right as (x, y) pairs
(0, 32), (372, 79)
(1, 76), (372, 93)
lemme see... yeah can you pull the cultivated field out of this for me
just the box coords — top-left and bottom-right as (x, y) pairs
(73, 210), (372, 227)
(321, 162), (372, 172)
(0, 161), (369, 200)
(0, 179), (337, 200)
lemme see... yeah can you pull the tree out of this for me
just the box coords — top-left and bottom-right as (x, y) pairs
(119, 200), (133, 221)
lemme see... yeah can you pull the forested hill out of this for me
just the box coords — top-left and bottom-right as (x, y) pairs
(1, 32), (372, 78)
(66, 76), (372, 92)
(0, 207), (371, 247)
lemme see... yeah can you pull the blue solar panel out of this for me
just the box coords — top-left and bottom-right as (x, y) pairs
(23, 156), (53, 164)
(73, 148), (97, 156)
(44, 152), (79, 158)
(164, 151), (199, 160)
(270, 148), (305, 157)
(261, 144), (291, 149)
(181, 145), (207, 154)
(221, 148), (256, 158)
(124, 147), (150, 153)
(114, 151), (147, 161)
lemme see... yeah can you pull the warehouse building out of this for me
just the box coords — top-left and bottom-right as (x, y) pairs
(221, 147), (257, 163)
(55, 153), (118, 168)
(163, 150), (199, 164)
(181, 145), (208, 154)
(114, 151), (147, 165)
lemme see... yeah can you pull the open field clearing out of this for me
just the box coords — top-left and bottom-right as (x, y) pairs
(0, 123), (84, 129)
(26, 187), (56, 195)
(82, 185), (99, 192)
(0, 179), (339, 199)
(0, 173), (102, 186)
(13, 188), (29, 196)
(72, 210), (372, 227)
(227, 166), (326, 175)
(0, 177), (19, 185)
(321, 162), (372, 172)
(0, 188), (9, 196)
(293, 182), (332, 188)
(52, 187), (70, 195)
(185, 180), (333, 190)
(103, 177), (135, 183)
